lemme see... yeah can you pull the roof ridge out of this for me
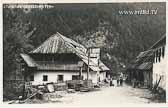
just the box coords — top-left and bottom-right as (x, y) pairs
(57, 32), (86, 49)
(29, 33), (59, 53)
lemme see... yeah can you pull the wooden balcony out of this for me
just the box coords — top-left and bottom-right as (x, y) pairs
(36, 61), (80, 71)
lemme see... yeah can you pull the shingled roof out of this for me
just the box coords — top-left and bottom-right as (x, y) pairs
(137, 62), (152, 70)
(22, 32), (110, 72)
(30, 32), (86, 54)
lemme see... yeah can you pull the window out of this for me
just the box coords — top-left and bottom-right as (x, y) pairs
(57, 75), (64, 82)
(20, 63), (25, 72)
(43, 75), (48, 81)
(72, 75), (79, 80)
(30, 75), (34, 81)
(162, 46), (165, 58)
(158, 48), (161, 62)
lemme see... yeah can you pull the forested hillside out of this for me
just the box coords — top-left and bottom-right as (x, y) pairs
(3, 3), (166, 80)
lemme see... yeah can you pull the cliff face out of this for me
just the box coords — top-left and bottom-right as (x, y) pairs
(3, 3), (166, 78)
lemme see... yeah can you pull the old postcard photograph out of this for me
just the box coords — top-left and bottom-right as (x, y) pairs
(2, 1), (168, 107)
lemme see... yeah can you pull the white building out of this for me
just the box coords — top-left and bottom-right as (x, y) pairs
(20, 32), (110, 85)
(152, 34), (166, 91)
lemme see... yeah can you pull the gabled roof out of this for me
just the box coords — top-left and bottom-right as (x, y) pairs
(30, 32), (86, 54)
(129, 52), (153, 70)
(137, 62), (152, 70)
(135, 50), (153, 63)
(23, 32), (110, 72)
(136, 50), (153, 59)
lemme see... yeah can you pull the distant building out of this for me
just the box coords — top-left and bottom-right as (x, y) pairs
(126, 34), (166, 90)
(20, 32), (110, 85)
(126, 50), (153, 88)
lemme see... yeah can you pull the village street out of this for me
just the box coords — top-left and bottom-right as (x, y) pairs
(44, 83), (154, 106)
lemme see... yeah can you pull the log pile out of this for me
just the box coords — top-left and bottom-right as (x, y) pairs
(53, 83), (68, 91)
(7, 80), (95, 104)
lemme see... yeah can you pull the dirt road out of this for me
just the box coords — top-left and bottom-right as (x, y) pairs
(52, 83), (154, 106)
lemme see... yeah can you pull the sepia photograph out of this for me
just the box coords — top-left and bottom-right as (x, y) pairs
(2, 2), (167, 106)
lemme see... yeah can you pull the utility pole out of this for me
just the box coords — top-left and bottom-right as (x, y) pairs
(87, 48), (90, 80)
(80, 67), (83, 80)
(97, 58), (100, 84)
(97, 50), (101, 85)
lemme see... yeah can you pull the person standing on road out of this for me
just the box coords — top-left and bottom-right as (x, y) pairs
(132, 78), (136, 88)
(110, 77), (113, 86)
(119, 73), (124, 86)
(117, 77), (120, 86)
(120, 77), (123, 86)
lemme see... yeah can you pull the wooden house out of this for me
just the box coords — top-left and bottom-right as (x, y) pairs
(126, 50), (153, 88)
(136, 50), (153, 88)
(20, 32), (110, 85)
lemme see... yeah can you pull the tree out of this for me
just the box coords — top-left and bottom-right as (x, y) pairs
(3, 8), (34, 80)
